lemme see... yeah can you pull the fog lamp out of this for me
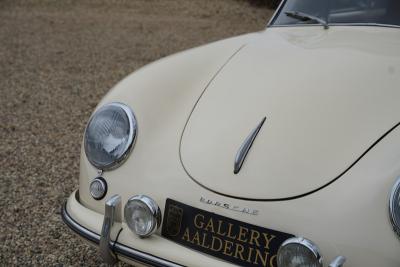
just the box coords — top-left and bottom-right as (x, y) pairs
(89, 177), (107, 200)
(124, 195), (161, 237)
(277, 237), (323, 267)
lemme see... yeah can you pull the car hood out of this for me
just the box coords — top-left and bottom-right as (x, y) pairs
(180, 26), (400, 200)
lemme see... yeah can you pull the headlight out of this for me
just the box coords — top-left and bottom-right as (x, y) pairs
(84, 102), (137, 170)
(389, 177), (400, 236)
(277, 237), (323, 267)
(124, 195), (161, 238)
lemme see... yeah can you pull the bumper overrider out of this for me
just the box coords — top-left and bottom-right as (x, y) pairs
(61, 190), (183, 267)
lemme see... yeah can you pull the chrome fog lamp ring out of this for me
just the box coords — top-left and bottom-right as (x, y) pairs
(277, 237), (323, 267)
(89, 177), (108, 200)
(389, 177), (400, 237)
(84, 102), (137, 171)
(124, 195), (162, 238)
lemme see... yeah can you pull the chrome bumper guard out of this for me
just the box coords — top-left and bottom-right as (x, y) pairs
(100, 195), (121, 264)
(61, 196), (183, 267)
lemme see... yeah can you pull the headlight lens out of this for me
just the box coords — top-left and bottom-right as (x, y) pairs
(389, 177), (400, 236)
(84, 102), (137, 170)
(277, 237), (323, 267)
(124, 195), (161, 237)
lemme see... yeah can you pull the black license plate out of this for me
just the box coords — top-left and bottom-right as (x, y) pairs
(161, 199), (294, 267)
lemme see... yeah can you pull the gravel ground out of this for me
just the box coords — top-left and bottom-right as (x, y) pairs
(0, 1), (272, 265)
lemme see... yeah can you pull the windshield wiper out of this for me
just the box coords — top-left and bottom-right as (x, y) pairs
(285, 11), (329, 29)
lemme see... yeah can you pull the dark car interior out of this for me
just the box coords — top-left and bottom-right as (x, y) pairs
(273, 0), (400, 26)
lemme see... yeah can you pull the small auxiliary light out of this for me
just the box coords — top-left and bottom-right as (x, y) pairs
(89, 177), (107, 200)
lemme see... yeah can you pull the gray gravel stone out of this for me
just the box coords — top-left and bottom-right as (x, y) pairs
(0, 0), (272, 265)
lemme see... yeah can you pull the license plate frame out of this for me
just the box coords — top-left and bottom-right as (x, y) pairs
(161, 198), (294, 267)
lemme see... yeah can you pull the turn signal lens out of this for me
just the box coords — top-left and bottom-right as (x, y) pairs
(277, 237), (323, 267)
(124, 195), (161, 237)
(89, 177), (107, 200)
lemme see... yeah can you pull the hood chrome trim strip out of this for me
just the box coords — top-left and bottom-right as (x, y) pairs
(234, 117), (266, 174)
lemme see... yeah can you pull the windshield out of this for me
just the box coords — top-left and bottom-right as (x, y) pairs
(272, 0), (400, 27)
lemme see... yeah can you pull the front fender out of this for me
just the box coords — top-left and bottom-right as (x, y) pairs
(78, 32), (258, 214)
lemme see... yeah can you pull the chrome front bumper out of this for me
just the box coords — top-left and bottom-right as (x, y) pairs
(61, 193), (183, 267)
(62, 191), (347, 267)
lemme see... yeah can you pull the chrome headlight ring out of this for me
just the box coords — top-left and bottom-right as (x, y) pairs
(84, 102), (137, 171)
(389, 177), (400, 237)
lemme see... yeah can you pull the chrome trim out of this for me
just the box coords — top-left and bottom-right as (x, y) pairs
(234, 117), (266, 174)
(89, 177), (107, 200)
(267, 0), (287, 26)
(269, 23), (400, 29)
(84, 102), (138, 171)
(329, 256), (346, 267)
(61, 200), (183, 267)
(328, 22), (400, 29)
(389, 177), (400, 237)
(100, 195), (121, 264)
(278, 237), (323, 267)
(61, 202), (99, 245)
(124, 195), (162, 238)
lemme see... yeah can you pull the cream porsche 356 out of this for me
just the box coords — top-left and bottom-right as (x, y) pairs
(61, 0), (400, 266)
